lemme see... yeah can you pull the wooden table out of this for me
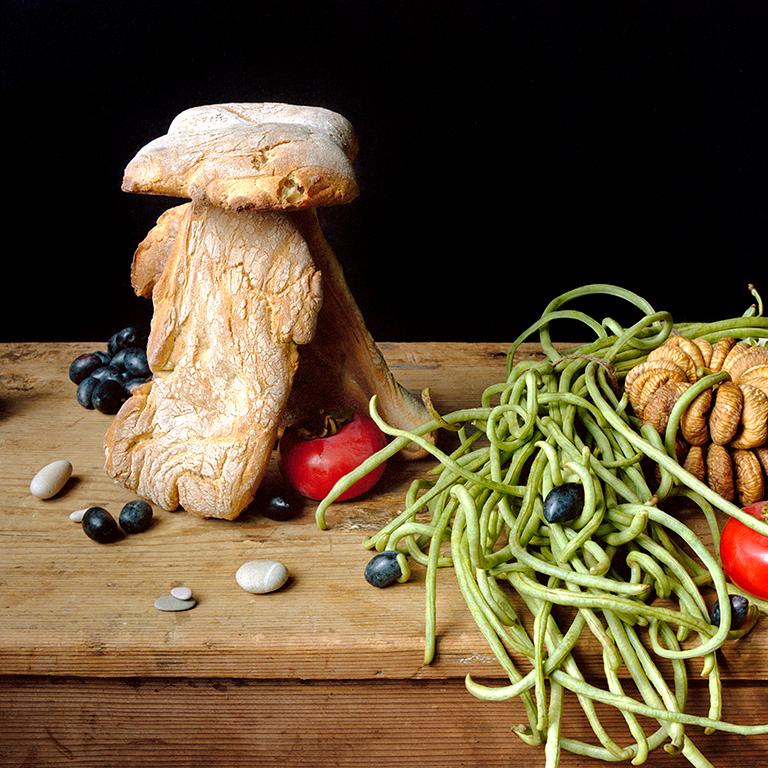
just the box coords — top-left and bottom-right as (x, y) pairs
(1, 342), (766, 767)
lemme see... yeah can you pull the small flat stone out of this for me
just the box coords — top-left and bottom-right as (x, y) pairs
(170, 586), (192, 601)
(154, 595), (196, 612)
(69, 508), (88, 523)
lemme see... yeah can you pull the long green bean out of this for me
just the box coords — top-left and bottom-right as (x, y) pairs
(317, 283), (768, 766)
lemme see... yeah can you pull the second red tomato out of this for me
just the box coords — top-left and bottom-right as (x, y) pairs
(720, 500), (768, 600)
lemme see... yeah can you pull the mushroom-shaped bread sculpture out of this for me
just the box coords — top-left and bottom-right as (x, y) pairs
(105, 103), (431, 520)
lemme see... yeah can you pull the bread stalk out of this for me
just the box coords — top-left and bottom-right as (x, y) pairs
(105, 103), (432, 519)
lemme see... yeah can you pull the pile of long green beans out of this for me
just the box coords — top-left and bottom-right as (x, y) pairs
(316, 284), (768, 767)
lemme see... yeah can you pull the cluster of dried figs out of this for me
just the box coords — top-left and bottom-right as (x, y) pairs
(626, 335), (768, 505)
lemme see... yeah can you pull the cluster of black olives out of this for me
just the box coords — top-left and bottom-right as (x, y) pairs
(68, 326), (152, 414)
(82, 500), (154, 544)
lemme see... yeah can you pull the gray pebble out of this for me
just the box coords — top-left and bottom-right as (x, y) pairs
(154, 595), (197, 612)
(170, 586), (192, 601)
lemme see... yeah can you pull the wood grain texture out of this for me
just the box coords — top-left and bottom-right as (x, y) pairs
(2, 677), (768, 768)
(0, 678), (768, 768)
(0, 342), (528, 680)
(1, 342), (768, 767)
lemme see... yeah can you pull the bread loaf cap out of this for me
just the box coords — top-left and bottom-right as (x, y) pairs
(122, 103), (358, 211)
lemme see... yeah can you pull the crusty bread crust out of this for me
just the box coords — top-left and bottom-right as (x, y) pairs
(285, 210), (432, 457)
(168, 103), (358, 159)
(131, 204), (188, 297)
(105, 201), (323, 519)
(122, 103), (358, 211)
(130, 205), (435, 459)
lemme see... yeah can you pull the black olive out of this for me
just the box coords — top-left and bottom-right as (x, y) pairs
(108, 332), (122, 357)
(91, 379), (128, 414)
(122, 348), (151, 379)
(94, 351), (112, 365)
(119, 499), (154, 534)
(90, 365), (123, 383)
(711, 594), (750, 629)
(543, 483), (585, 524)
(68, 353), (105, 384)
(109, 327), (146, 355)
(115, 326), (148, 350)
(76, 376), (99, 409)
(364, 551), (402, 588)
(82, 507), (123, 543)
(111, 347), (148, 373)
(110, 348), (131, 371)
(252, 485), (304, 520)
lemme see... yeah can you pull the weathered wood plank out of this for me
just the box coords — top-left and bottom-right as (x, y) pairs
(1, 676), (767, 768)
(0, 342), (765, 686)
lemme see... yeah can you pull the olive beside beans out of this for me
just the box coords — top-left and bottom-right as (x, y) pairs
(543, 482), (585, 524)
(68, 326), (152, 412)
(364, 551), (402, 588)
(711, 594), (751, 630)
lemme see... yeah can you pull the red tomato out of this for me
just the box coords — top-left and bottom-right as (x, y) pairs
(720, 500), (768, 600)
(278, 413), (388, 501)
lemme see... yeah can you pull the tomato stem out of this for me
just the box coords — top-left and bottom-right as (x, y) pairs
(294, 408), (354, 440)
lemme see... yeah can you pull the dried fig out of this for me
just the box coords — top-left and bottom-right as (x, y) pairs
(643, 380), (689, 433)
(709, 382), (744, 445)
(666, 336), (706, 369)
(733, 448), (766, 506)
(692, 337), (713, 368)
(647, 344), (698, 382)
(680, 388), (712, 446)
(731, 383), (768, 449)
(726, 347), (768, 382)
(706, 444), (735, 502)
(625, 359), (689, 404)
(683, 445), (706, 482)
(709, 337), (737, 372)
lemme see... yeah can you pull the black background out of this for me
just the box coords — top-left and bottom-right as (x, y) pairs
(2, 1), (766, 343)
